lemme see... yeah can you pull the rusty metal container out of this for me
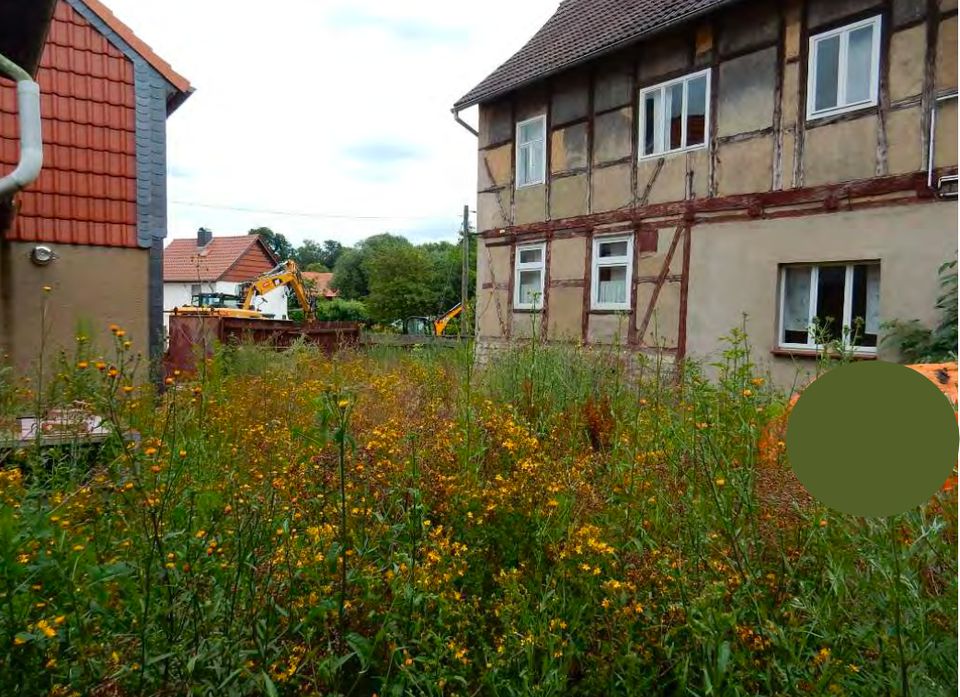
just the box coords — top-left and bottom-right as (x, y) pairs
(163, 315), (361, 377)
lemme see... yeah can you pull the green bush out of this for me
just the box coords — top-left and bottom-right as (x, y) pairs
(883, 259), (958, 362)
(314, 298), (370, 323)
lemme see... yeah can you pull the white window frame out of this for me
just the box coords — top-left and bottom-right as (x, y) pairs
(591, 234), (634, 311)
(515, 115), (546, 188)
(514, 242), (546, 310)
(638, 68), (711, 160)
(777, 262), (880, 354)
(806, 15), (882, 120)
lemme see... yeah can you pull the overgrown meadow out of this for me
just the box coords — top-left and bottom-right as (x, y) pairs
(0, 326), (956, 696)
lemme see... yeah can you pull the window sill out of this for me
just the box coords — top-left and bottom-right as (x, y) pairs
(516, 181), (545, 190)
(590, 308), (633, 315)
(771, 347), (878, 360)
(806, 99), (877, 123)
(639, 143), (707, 162)
(514, 308), (543, 314)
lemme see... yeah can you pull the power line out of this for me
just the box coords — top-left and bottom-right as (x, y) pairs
(170, 199), (466, 222)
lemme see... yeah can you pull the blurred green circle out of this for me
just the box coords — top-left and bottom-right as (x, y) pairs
(786, 361), (958, 517)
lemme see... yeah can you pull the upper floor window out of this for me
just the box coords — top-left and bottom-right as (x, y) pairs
(639, 69), (710, 159)
(516, 115), (546, 188)
(591, 235), (633, 310)
(807, 16), (881, 120)
(779, 262), (880, 352)
(515, 242), (546, 309)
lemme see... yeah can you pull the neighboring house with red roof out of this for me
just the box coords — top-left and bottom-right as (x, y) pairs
(0, 0), (192, 372)
(301, 271), (339, 300)
(458, 0), (957, 386)
(162, 229), (287, 327)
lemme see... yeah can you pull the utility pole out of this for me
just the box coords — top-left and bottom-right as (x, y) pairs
(460, 204), (470, 341)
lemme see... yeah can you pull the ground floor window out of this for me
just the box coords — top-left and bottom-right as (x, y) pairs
(592, 235), (633, 310)
(515, 242), (546, 309)
(779, 262), (880, 351)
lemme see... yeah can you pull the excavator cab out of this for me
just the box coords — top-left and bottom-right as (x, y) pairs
(404, 317), (434, 336)
(191, 292), (242, 309)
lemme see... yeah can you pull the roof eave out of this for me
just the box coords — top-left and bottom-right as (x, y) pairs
(452, 0), (743, 110)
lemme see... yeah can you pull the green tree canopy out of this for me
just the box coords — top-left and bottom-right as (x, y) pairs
(328, 230), (475, 322)
(293, 239), (326, 269)
(365, 242), (436, 323)
(319, 240), (344, 269)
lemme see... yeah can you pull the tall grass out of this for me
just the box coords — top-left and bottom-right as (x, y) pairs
(0, 326), (955, 696)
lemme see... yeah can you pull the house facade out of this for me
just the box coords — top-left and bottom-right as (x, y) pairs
(163, 230), (288, 328)
(455, 0), (957, 385)
(0, 0), (191, 373)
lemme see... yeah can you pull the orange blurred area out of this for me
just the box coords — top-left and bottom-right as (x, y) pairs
(760, 363), (959, 490)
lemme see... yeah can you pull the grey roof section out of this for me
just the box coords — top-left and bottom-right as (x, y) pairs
(66, 0), (175, 250)
(454, 0), (740, 110)
(67, 0), (183, 367)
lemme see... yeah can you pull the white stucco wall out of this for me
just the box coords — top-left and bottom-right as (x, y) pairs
(163, 281), (289, 330)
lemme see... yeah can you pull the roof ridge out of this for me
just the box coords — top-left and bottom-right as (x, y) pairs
(79, 0), (192, 95)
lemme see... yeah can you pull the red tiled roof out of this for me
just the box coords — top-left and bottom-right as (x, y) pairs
(453, 0), (739, 109)
(1, 0), (138, 247)
(81, 0), (192, 96)
(164, 235), (276, 282)
(302, 271), (339, 299)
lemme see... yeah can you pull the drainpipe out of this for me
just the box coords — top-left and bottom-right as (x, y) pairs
(0, 52), (43, 198)
(927, 90), (958, 191)
(452, 107), (479, 137)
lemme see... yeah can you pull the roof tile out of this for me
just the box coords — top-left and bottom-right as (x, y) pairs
(454, 0), (739, 109)
(164, 236), (276, 282)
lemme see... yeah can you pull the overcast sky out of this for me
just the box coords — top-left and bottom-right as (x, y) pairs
(101, 0), (558, 248)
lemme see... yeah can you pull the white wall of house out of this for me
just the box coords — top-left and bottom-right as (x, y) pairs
(163, 281), (289, 331)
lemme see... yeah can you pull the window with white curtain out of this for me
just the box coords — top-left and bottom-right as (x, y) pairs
(516, 115), (546, 188)
(515, 242), (546, 309)
(639, 69), (710, 158)
(807, 16), (881, 119)
(779, 262), (880, 351)
(592, 235), (633, 310)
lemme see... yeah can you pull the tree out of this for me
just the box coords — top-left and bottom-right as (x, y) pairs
(365, 242), (436, 323)
(293, 239), (329, 269)
(320, 240), (344, 269)
(332, 248), (367, 300)
(331, 233), (411, 301)
(304, 262), (329, 273)
(250, 227), (293, 261)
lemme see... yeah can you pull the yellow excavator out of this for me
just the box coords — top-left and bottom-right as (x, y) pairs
(402, 302), (463, 336)
(172, 260), (314, 320)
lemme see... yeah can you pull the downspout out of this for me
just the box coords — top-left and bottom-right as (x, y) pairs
(452, 107), (479, 137)
(927, 90), (958, 191)
(0, 52), (43, 198)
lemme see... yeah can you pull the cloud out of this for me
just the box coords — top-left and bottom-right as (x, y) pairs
(341, 140), (422, 164)
(102, 0), (560, 249)
(326, 6), (466, 44)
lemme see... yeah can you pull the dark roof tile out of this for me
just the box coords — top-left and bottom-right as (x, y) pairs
(454, 0), (738, 109)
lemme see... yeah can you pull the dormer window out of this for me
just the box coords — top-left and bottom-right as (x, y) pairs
(516, 115), (546, 188)
(807, 16), (881, 119)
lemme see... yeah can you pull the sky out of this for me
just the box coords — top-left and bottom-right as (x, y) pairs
(101, 0), (559, 248)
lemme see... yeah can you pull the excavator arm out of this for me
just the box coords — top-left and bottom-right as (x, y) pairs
(433, 303), (463, 336)
(241, 260), (314, 317)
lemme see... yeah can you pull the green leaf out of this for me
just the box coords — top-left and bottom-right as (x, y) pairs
(261, 671), (279, 697)
(347, 632), (374, 670)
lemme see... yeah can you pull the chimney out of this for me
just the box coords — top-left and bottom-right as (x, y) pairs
(197, 227), (212, 247)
